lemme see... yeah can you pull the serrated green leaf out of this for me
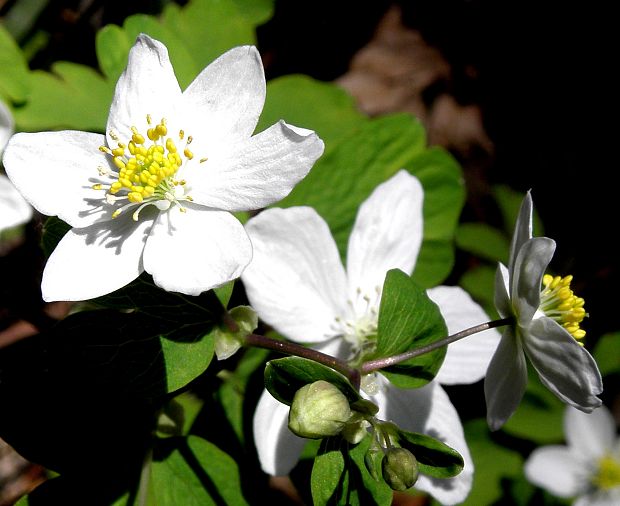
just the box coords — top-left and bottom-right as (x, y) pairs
(0, 24), (30, 102)
(161, 0), (256, 80)
(14, 62), (112, 131)
(397, 430), (464, 478)
(264, 357), (362, 406)
(460, 419), (523, 506)
(276, 114), (463, 289)
(150, 436), (248, 505)
(375, 269), (447, 388)
(593, 332), (620, 376)
(456, 222), (510, 264)
(311, 438), (347, 505)
(258, 75), (368, 151)
(96, 24), (132, 82)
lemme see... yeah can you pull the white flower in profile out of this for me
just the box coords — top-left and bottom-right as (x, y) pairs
(3, 34), (323, 301)
(485, 192), (602, 430)
(241, 170), (501, 505)
(1, 100), (32, 233)
(525, 405), (620, 505)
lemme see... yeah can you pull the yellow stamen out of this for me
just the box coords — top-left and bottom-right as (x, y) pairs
(540, 274), (588, 342)
(592, 454), (620, 490)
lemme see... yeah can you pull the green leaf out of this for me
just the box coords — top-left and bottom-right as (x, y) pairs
(276, 114), (464, 288)
(459, 264), (499, 318)
(0, 24), (30, 102)
(311, 437), (347, 505)
(161, 0), (256, 83)
(375, 269), (447, 388)
(460, 419), (523, 506)
(161, 330), (215, 393)
(348, 436), (392, 505)
(455, 223), (510, 264)
(150, 436), (248, 505)
(14, 62), (112, 131)
(397, 430), (464, 478)
(214, 280), (235, 308)
(96, 24), (132, 82)
(593, 332), (620, 376)
(213, 305), (258, 360)
(231, 0), (275, 24)
(264, 357), (362, 406)
(258, 75), (368, 152)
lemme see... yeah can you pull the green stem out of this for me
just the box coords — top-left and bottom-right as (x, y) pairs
(243, 333), (361, 390)
(361, 317), (512, 375)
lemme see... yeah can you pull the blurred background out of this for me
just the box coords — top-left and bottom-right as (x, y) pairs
(1, 0), (617, 504)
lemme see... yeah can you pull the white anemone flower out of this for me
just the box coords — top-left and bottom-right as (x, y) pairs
(525, 405), (620, 505)
(485, 192), (602, 430)
(242, 170), (501, 505)
(1, 100), (32, 233)
(2, 34), (324, 301)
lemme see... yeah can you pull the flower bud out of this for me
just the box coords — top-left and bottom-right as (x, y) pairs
(288, 380), (352, 439)
(381, 448), (419, 491)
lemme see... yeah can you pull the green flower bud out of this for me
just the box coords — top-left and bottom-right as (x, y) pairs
(288, 380), (352, 439)
(381, 448), (419, 491)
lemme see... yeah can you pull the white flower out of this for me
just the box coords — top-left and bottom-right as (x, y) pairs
(242, 170), (501, 505)
(485, 192), (602, 430)
(2, 34), (324, 301)
(525, 405), (620, 505)
(1, 100), (32, 233)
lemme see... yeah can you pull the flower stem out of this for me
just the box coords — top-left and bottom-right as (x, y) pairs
(243, 333), (361, 389)
(360, 317), (512, 375)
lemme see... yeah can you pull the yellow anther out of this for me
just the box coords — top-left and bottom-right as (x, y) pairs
(184, 148), (194, 160)
(128, 192), (143, 203)
(99, 146), (112, 154)
(146, 114), (152, 124)
(91, 184), (103, 190)
(112, 147), (125, 157)
(147, 128), (158, 141)
(156, 121), (167, 137)
(186, 136), (193, 144)
(200, 157), (208, 163)
(166, 138), (177, 153)
(540, 272), (588, 343)
(112, 209), (122, 219)
(179, 130), (185, 140)
(113, 157), (126, 170)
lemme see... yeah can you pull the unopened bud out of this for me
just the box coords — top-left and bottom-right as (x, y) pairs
(288, 380), (352, 439)
(381, 448), (419, 491)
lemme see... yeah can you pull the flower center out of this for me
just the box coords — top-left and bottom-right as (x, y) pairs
(334, 286), (381, 351)
(539, 274), (587, 343)
(93, 115), (207, 221)
(592, 454), (620, 490)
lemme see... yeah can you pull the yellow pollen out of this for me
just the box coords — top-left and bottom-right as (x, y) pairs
(592, 454), (620, 490)
(95, 114), (202, 220)
(540, 274), (588, 342)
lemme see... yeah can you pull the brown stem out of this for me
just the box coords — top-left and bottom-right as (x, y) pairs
(361, 317), (512, 375)
(244, 333), (361, 390)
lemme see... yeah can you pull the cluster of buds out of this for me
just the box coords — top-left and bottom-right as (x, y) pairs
(288, 380), (420, 491)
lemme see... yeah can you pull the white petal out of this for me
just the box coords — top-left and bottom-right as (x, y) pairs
(181, 45), (265, 149)
(484, 327), (528, 430)
(143, 205), (251, 296)
(373, 381), (473, 505)
(524, 446), (585, 497)
(189, 121), (323, 212)
(524, 317), (603, 411)
(0, 174), (32, 231)
(242, 207), (347, 343)
(346, 170), (423, 307)
(564, 405), (616, 461)
(508, 192), (533, 274)
(253, 390), (306, 476)
(3, 131), (113, 228)
(511, 237), (555, 325)
(427, 286), (501, 385)
(107, 34), (182, 145)
(41, 215), (151, 301)
(494, 262), (512, 319)
(0, 99), (14, 153)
